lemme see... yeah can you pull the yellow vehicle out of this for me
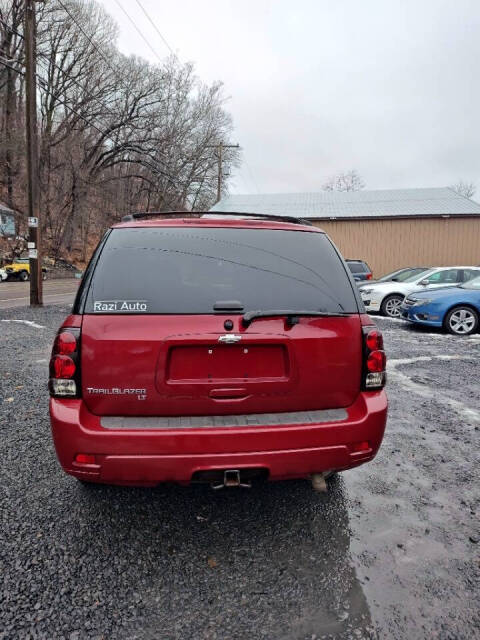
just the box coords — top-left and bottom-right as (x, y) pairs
(4, 258), (47, 281)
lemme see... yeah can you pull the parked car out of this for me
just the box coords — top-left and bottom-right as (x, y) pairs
(374, 267), (431, 283)
(49, 212), (387, 489)
(43, 256), (83, 280)
(345, 259), (373, 281)
(4, 258), (47, 281)
(401, 275), (480, 335)
(358, 266), (480, 317)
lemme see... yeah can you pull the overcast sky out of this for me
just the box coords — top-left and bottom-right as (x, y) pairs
(98, 0), (480, 195)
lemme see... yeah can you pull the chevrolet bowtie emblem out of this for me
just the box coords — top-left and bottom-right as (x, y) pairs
(218, 334), (242, 344)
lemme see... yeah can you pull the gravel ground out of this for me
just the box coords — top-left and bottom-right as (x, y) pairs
(0, 306), (479, 639)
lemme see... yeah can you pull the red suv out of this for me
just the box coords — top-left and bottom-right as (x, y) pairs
(49, 213), (387, 488)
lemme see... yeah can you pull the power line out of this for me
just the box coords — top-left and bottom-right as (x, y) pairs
(37, 56), (114, 127)
(1, 15), (175, 171)
(0, 10), (227, 201)
(35, 73), (185, 191)
(1, 13), (120, 103)
(0, 16), (152, 133)
(0, 57), (185, 195)
(0, 54), (112, 136)
(0, 15), (189, 194)
(113, 0), (164, 63)
(134, 0), (177, 59)
(123, 5), (256, 198)
(56, 0), (118, 76)
(30, 3), (166, 120)
(0, 23), (132, 129)
(56, 0), (137, 99)
(36, 55), (124, 121)
(35, 74), (112, 137)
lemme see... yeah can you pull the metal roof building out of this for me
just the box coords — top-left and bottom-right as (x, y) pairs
(210, 187), (480, 275)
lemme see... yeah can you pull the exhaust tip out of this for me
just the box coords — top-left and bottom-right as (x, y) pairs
(311, 473), (328, 493)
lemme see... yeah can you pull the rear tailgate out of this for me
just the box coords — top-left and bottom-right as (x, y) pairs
(81, 314), (362, 416)
(78, 224), (362, 417)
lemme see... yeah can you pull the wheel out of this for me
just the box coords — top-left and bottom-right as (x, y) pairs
(19, 270), (29, 281)
(381, 294), (404, 317)
(444, 306), (478, 336)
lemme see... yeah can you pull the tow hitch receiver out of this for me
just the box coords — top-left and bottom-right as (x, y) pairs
(212, 469), (252, 490)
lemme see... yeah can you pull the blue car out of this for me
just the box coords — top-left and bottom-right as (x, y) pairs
(401, 276), (480, 335)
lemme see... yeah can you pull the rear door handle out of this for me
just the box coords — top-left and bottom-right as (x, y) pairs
(209, 388), (248, 399)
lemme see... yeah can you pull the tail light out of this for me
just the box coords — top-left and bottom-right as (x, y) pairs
(361, 324), (386, 389)
(366, 273), (373, 280)
(74, 453), (96, 464)
(49, 327), (81, 397)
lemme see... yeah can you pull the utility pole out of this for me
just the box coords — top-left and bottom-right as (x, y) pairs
(25, 0), (42, 306)
(206, 142), (239, 203)
(216, 143), (222, 204)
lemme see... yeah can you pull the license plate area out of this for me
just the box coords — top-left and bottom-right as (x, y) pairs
(167, 344), (288, 383)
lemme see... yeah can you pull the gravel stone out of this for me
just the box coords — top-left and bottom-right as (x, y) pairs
(0, 306), (479, 639)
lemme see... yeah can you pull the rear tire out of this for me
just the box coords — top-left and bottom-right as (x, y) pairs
(444, 306), (478, 335)
(381, 294), (403, 317)
(19, 270), (29, 281)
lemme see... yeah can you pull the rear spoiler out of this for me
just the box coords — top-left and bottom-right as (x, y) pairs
(120, 210), (313, 227)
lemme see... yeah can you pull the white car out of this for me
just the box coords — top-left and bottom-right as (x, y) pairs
(0, 267), (7, 282)
(358, 266), (480, 317)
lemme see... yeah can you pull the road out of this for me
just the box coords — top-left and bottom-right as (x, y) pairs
(0, 306), (479, 639)
(0, 279), (79, 309)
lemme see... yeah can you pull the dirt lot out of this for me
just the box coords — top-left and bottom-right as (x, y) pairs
(0, 306), (479, 639)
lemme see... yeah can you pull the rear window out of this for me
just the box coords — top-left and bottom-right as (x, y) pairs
(83, 227), (359, 314)
(347, 262), (368, 273)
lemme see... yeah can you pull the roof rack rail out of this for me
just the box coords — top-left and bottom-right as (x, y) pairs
(120, 210), (313, 226)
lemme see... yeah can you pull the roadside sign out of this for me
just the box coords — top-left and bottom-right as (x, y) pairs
(28, 248), (38, 259)
(28, 217), (38, 227)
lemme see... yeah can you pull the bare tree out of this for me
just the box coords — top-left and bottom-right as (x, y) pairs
(449, 180), (476, 199)
(0, 0), (240, 265)
(322, 169), (365, 192)
(0, 0), (25, 209)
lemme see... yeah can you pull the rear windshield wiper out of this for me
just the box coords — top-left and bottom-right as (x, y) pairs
(242, 309), (352, 328)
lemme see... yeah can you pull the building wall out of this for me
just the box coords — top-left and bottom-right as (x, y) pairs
(313, 217), (480, 277)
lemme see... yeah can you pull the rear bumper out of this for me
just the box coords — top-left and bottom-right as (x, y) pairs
(50, 392), (388, 486)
